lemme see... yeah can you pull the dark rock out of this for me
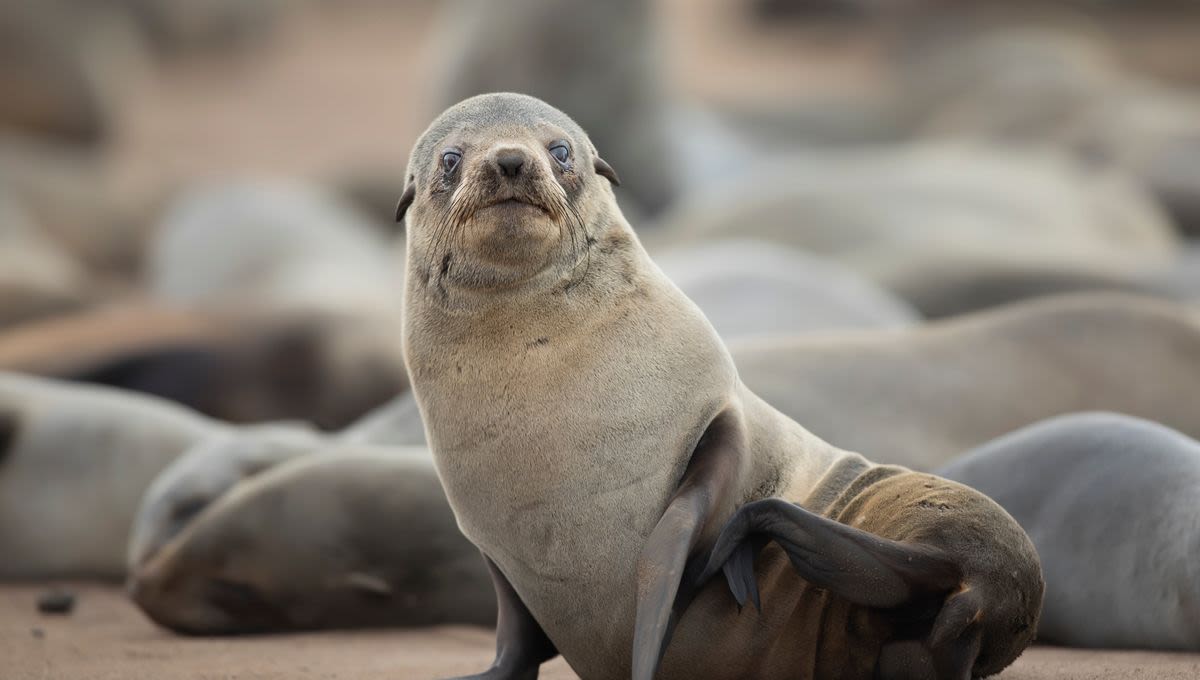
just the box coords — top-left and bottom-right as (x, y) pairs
(37, 589), (76, 615)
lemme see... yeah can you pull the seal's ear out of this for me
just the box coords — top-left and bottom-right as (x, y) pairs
(594, 157), (621, 187)
(394, 177), (416, 223)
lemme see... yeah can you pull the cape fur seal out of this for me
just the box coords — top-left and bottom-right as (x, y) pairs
(938, 412), (1200, 651)
(732, 293), (1200, 471)
(129, 448), (495, 634)
(399, 93), (1041, 680)
(0, 372), (218, 579)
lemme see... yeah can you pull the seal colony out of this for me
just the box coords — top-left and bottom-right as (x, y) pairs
(399, 93), (1042, 680)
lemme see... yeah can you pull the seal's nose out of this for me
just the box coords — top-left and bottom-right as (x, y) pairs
(495, 150), (526, 178)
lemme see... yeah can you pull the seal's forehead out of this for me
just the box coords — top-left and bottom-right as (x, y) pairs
(413, 93), (590, 160)
(440, 92), (579, 131)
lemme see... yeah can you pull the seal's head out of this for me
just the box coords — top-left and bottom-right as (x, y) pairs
(126, 424), (321, 572)
(396, 93), (621, 293)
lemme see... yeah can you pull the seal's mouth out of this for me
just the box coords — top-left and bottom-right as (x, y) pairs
(481, 196), (552, 216)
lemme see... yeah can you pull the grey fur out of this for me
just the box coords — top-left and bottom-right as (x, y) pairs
(733, 294), (1200, 471)
(939, 412), (1200, 650)
(129, 448), (495, 634)
(0, 372), (217, 579)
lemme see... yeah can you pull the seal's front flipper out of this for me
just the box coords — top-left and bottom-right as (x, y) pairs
(446, 552), (557, 680)
(632, 410), (746, 680)
(701, 498), (962, 611)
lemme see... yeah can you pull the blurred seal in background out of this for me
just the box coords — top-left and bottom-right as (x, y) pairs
(0, 373), (216, 579)
(732, 294), (1200, 470)
(129, 448), (495, 634)
(939, 412), (1200, 651)
(126, 422), (322, 570)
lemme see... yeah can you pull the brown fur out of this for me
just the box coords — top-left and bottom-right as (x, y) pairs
(402, 94), (1042, 680)
(668, 468), (1040, 679)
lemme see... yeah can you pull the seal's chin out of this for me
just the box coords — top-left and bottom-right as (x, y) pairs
(461, 197), (563, 275)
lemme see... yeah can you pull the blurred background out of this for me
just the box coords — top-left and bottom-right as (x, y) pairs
(6, 2), (1200, 678)
(3, 0), (1200, 418)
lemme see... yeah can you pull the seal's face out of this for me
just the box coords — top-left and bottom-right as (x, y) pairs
(126, 426), (321, 571)
(397, 93), (620, 293)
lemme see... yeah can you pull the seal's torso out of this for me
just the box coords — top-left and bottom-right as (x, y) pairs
(407, 256), (742, 675)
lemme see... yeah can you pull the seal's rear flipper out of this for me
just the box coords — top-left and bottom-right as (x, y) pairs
(873, 614), (984, 680)
(701, 498), (962, 611)
(704, 499), (993, 680)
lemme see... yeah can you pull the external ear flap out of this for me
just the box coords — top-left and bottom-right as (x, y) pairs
(394, 179), (416, 223)
(594, 156), (621, 186)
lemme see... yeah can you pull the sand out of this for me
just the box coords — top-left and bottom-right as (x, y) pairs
(3, 584), (1198, 680)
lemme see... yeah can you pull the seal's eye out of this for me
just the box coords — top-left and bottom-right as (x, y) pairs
(549, 142), (570, 167)
(441, 151), (462, 174)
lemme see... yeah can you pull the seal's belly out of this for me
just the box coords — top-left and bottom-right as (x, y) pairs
(446, 438), (683, 680)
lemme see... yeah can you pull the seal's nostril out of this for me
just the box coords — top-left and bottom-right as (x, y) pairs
(495, 151), (526, 177)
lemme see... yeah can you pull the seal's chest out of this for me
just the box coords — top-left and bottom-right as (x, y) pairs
(441, 433), (678, 573)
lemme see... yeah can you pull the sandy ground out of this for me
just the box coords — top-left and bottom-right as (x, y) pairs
(3, 584), (1199, 680)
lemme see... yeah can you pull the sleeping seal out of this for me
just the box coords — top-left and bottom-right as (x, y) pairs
(938, 412), (1200, 651)
(126, 422), (322, 570)
(128, 448), (495, 634)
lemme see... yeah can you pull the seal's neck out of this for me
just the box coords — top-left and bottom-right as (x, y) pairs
(404, 212), (641, 330)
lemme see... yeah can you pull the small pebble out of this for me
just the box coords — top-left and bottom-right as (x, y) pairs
(37, 589), (76, 615)
(31, 628), (45, 639)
